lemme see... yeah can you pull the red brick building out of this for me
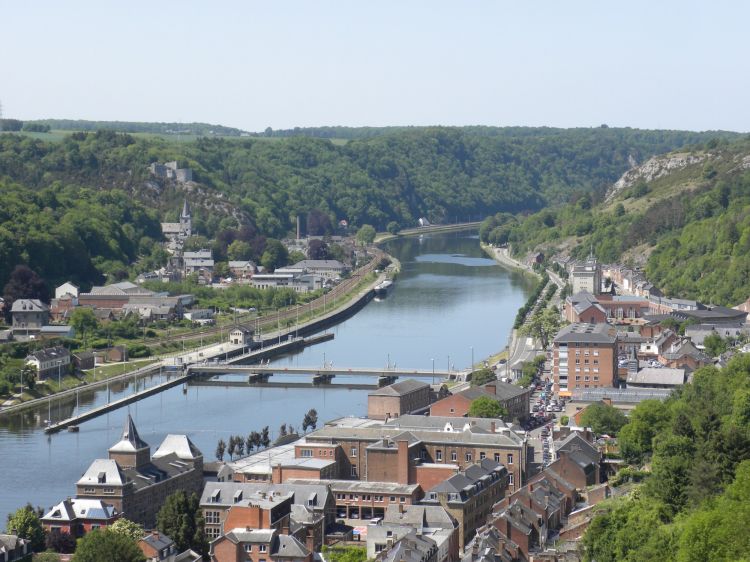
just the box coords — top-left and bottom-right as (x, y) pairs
(41, 498), (120, 538)
(367, 379), (432, 421)
(552, 323), (618, 396)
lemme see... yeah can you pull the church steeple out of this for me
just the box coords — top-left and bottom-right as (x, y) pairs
(108, 414), (151, 469)
(181, 198), (191, 220)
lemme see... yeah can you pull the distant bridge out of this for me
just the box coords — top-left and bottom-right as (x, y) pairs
(186, 363), (464, 384)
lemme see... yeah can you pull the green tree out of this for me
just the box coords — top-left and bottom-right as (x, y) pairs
(108, 518), (145, 542)
(302, 408), (319, 432)
(6, 504), (45, 552)
(260, 239), (288, 271)
(36, 553), (61, 562)
(618, 399), (673, 464)
(468, 396), (507, 419)
(215, 438), (226, 461)
(261, 426), (270, 448)
(227, 240), (253, 261)
(156, 491), (207, 556)
(71, 529), (146, 562)
(470, 368), (496, 386)
(69, 307), (99, 335)
(703, 332), (728, 358)
(579, 402), (628, 435)
(386, 221), (400, 235)
(521, 306), (563, 348)
(356, 224), (376, 246)
(20, 364), (37, 390)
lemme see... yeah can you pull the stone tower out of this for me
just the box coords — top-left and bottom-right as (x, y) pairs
(108, 414), (151, 469)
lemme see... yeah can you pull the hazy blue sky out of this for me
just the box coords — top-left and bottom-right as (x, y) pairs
(2, 1), (748, 132)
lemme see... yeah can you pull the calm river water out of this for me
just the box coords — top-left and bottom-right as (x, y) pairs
(0, 232), (533, 523)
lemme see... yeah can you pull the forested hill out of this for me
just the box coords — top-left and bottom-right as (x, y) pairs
(0, 126), (738, 292)
(24, 119), (247, 136)
(482, 136), (750, 306)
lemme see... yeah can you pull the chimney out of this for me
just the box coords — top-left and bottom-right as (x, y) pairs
(151, 531), (160, 540)
(397, 440), (410, 484)
(490, 421), (496, 433)
(305, 526), (316, 553)
(272, 464), (283, 484)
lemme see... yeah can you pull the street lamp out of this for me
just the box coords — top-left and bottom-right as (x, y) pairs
(470, 346), (474, 372)
(431, 358), (435, 384)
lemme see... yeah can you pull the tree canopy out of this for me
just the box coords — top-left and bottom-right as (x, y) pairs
(468, 396), (508, 419)
(71, 529), (146, 562)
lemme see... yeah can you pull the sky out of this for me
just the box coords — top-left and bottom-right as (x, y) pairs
(2, 1), (749, 132)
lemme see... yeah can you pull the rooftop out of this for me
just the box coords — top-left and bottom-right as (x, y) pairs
(626, 367), (686, 387)
(369, 379), (430, 397)
(554, 323), (617, 344)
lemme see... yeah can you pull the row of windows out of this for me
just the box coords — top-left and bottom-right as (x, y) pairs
(574, 359), (599, 364)
(244, 544), (268, 553)
(575, 376), (600, 382)
(434, 450), (513, 464)
(334, 493), (405, 503)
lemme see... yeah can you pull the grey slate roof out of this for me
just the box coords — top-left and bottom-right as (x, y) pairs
(383, 504), (457, 530)
(484, 380), (530, 400)
(11, 299), (48, 312)
(152, 435), (202, 461)
(141, 532), (174, 552)
(27, 346), (70, 363)
(369, 379), (430, 396)
(309, 424), (524, 448)
(200, 481), (332, 510)
(554, 323), (616, 344)
(626, 367), (686, 387)
(109, 414), (149, 453)
(274, 534), (310, 558)
(77, 459), (126, 486)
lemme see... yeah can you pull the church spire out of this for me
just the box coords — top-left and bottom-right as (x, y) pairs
(110, 413), (149, 452)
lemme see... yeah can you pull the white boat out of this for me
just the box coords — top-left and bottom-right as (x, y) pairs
(374, 279), (394, 297)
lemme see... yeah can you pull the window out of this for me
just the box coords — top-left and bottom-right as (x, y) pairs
(584, 376), (589, 381)
(436, 450), (443, 461)
(593, 359), (599, 365)
(259, 545), (267, 553)
(575, 376), (581, 381)
(451, 451), (457, 462)
(103, 488), (114, 494)
(465, 453), (472, 462)
(575, 359), (580, 365)
(593, 376), (599, 382)
(375, 495), (383, 502)
(83, 488), (95, 494)
(301, 449), (312, 457)
(449, 408), (455, 413)
(375, 544), (386, 553)
(205, 511), (220, 524)
(400, 497), (406, 503)
(351, 465), (357, 477)
(207, 527), (221, 539)
(350, 447), (357, 457)
(349, 494), (354, 500)
(509, 473), (514, 485)
(507, 454), (513, 465)
(494, 453), (500, 463)
(480, 452), (486, 460)
(390, 496), (396, 502)
(363, 495), (371, 501)
(245, 545), (253, 553)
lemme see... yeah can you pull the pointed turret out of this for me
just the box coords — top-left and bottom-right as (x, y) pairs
(108, 414), (151, 469)
(181, 198), (191, 219)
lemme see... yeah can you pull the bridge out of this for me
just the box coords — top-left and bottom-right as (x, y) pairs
(186, 363), (465, 386)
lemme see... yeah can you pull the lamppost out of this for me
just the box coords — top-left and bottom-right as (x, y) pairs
(431, 358), (435, 385)
(470, 346), (474, 372)
(447, 355), (451, 373)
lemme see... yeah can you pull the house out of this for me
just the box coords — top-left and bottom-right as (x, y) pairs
(430, 382), (531, 423)
(11, 299), (49, 334)
(41, 498), (120, 538)
(50, 294), (78, 322)
(76, 416), (203, 528)
(229, 325), (254, 346)
(26, 346), (71, 380)
(291, 260), (348, 280)
(421, 459), (509, 551)
(200, 481), (333, 543)
(372, 529), (439, 562)
(552, 323), (618, 396)
(73, 351), (96, 371)
(183, 250), (214, 282)
(95, 345), (129, 363)
(368, 379), (432, 421)
(138, 530), (202, 562)
(0, 534), (29, 562)
(210, 527), (312, 562)
(380, 504), (459, 562)
(659, 339), (711, 372)
(228, 261), (257, 280)
(564, 292), (607, 324)
(55, 282), (80, 300)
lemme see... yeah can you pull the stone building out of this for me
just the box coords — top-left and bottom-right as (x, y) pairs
(367, 379), (432, 421)
(10, 299), (49, 334)
(76, 415), (203, 528)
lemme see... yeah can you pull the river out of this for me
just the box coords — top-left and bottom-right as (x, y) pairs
(0, 232), (533, 523)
